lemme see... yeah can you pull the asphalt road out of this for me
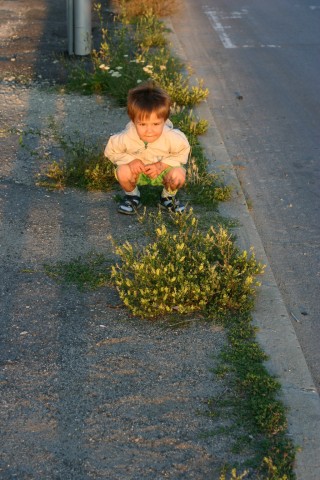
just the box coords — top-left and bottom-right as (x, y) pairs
(171, 0), (320, 390)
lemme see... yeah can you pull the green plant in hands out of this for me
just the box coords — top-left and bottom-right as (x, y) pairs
(110, 210), (263, 319)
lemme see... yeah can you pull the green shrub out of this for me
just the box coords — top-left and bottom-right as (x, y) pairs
(110, 210), (263, 319)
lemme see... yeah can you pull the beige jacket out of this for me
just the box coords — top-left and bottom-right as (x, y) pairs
(104, 120), (190, 168)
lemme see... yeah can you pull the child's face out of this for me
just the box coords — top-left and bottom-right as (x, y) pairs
(134, 112), (165, 143)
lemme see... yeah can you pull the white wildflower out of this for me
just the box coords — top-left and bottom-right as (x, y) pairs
(111, 71), (122, 77)
(131, 57), (144, 64)
(99, 64), (110, 71)
(116, 66), (123, 70)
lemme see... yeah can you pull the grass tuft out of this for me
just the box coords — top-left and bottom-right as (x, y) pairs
(44, 252), (111, 291)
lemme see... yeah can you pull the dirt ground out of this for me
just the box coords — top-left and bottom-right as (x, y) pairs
(0, 0), (67, 83)
(0, 1), (254, 478)
(0, 82), (241, 480)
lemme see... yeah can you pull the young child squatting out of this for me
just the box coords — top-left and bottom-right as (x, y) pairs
(104, 83), (191, 214)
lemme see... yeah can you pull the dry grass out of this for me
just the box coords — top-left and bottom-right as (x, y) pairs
(111, 0), (181, 18)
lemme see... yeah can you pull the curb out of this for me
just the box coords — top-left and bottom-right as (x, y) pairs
(167, 18), (320, 479)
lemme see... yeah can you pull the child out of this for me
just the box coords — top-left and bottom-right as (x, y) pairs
(104, 82), (191, 214)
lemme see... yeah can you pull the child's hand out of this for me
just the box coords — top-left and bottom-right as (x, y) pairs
(129, 159), (146, 175)
(145, 162), (168, 179)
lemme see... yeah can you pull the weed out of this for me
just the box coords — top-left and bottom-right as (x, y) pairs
(24, 119), (116, 191)
(133, 9), (168, 49)
(111, 0), (180, 19)
(109, 209), (263, 319)
(186, 157), (232, 205)
(44, 252), (111, 291)
(153, 71), (209, 107)
(219, 468), (249, 480)
(210, 312), (297, 479)
(170, 105), (209, 140)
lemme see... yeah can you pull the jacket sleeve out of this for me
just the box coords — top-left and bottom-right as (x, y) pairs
(162, 130), (191, 168)
(104, 133), (136, 166)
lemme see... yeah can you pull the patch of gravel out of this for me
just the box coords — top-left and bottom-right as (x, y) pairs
(0, 84), (251, 479)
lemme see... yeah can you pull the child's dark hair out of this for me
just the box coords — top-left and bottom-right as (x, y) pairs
(127, 82), (171, 122)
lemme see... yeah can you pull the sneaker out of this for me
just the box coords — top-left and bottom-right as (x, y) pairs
(159, 195), (185, 214)
(118, 195), (142, 215)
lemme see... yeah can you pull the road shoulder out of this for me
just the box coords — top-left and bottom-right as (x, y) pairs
(166, 18), (320, 479)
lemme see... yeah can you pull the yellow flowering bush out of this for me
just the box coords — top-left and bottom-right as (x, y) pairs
(110, 210), (264, 319)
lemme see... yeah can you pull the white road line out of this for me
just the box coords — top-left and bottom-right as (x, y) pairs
(203, 7), (281, 49)
(203, 8), (237, 48)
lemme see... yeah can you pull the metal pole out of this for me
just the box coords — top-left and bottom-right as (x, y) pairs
(67, 0), (74, 55)
(74, 0), (92, 56)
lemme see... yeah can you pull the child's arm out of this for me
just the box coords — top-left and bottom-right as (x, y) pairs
(104, 133), (136, 166)
(161, 130), (191, 167)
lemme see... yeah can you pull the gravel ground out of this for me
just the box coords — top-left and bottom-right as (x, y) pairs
(0, 82), (251, 479)
(0, 1), (256, 477)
